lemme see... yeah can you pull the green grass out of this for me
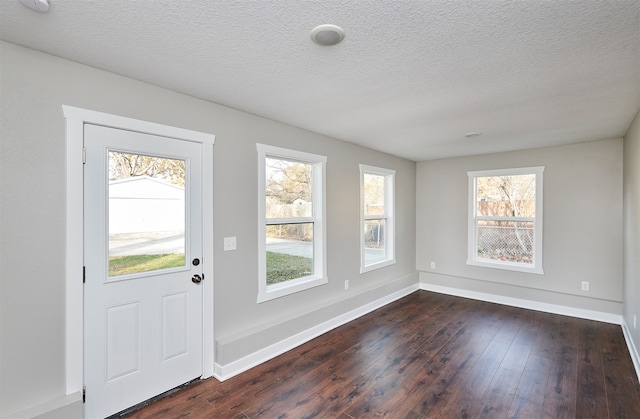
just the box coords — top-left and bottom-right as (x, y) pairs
(267, 251), (313, 285)
(109, 253), (185, 276)
(109, 252), (311, 282)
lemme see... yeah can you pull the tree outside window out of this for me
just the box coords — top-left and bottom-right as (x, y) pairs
(257, 144), (327, 302)
(468, 167), (544, 274)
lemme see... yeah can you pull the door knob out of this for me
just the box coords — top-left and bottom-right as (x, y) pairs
(191, 274), (202, 284)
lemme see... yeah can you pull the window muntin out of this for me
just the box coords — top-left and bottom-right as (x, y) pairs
(360, 165), (395, 273)
(257, 144), (327, 302)
(468, 167), (544, 274)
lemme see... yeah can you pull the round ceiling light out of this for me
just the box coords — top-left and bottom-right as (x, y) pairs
(310, 24), (345, 46)
(20, 0), (49, 12)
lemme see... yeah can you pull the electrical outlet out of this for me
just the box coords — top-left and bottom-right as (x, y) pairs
(581, 281), (589, 291)
(344, 280), (349, 290)
(223, 236), (237, 251)
(430, 261), (436, 269)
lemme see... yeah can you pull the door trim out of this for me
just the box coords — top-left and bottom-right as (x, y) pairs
(63, 105), (215, 398)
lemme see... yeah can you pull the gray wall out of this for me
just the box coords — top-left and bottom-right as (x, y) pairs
(624, 110), (640, 357)
(0, 42), (417, 416)
(416, 139), (624, 314)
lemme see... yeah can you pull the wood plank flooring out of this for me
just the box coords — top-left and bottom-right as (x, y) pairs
(123, 291), (640, 418)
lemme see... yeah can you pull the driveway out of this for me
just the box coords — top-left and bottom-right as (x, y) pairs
(109, 232), (184, 256)
(266, 238), (312, 258)
(110, 234), (314, 259)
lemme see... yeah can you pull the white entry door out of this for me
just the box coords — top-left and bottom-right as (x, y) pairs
(84, 124), (203, 418)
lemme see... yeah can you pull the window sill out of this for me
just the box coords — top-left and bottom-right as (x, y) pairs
(466, 259), (544, 275)
(257, 275), (328, 303)
(360, 258), (396, 274)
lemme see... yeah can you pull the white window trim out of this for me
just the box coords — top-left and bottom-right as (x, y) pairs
(257, 144), (327, 303)
(360, 164), (396, 273)
(467, 166), (544, 275)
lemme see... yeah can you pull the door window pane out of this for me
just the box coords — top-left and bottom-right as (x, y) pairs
(108, 151), (186, 277)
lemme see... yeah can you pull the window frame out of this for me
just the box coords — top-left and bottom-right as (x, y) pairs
(467, 166), (544, 274)
(257, 144), (327, 303)
(360, 164), (396, 273)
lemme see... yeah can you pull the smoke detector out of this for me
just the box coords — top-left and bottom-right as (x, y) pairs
(20, 0), (49, 12)
(310, 24), (345, 46)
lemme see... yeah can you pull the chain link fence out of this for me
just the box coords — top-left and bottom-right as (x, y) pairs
(477, 220), (534, 264)
(364, 220), (385, 248)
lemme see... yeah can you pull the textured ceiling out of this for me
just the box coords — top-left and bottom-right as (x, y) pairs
(1, 0), (639, 161)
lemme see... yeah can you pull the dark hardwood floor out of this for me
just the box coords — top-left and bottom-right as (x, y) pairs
(124, 291), (640, 418)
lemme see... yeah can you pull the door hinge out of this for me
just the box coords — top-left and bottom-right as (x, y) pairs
(82, 147), (86, 164)
(83, 386), (86, 403)
(83, 266), (86, 284)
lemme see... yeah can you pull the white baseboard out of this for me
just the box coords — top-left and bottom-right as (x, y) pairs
(213, 283), (419, 381)
(213, 281), (630, 382)
(2, 392), (82, 419)
(621, 318), (640, 382)
(419, 283), (622, 325)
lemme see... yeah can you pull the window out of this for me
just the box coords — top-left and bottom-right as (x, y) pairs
(257, 144), (327, 302)
(360, 165), (395, 273)
(108, 152), (186, 277)
(467, 167), (544, 274)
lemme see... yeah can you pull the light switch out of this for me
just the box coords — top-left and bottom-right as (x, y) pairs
(224, 236), (237, 251)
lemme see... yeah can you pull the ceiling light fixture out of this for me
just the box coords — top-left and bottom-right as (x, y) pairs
(310, 24), (345, 46)
(464, 132), (482, 138)
(20, 0), (49, 12)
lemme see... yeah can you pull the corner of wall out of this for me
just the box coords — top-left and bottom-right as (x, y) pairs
(419, 272), (623, 324)
(623, 108), (640, 378)
(622, 317), (640, 382)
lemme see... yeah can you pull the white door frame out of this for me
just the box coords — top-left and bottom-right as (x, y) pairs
(63, 105), (215, 400)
